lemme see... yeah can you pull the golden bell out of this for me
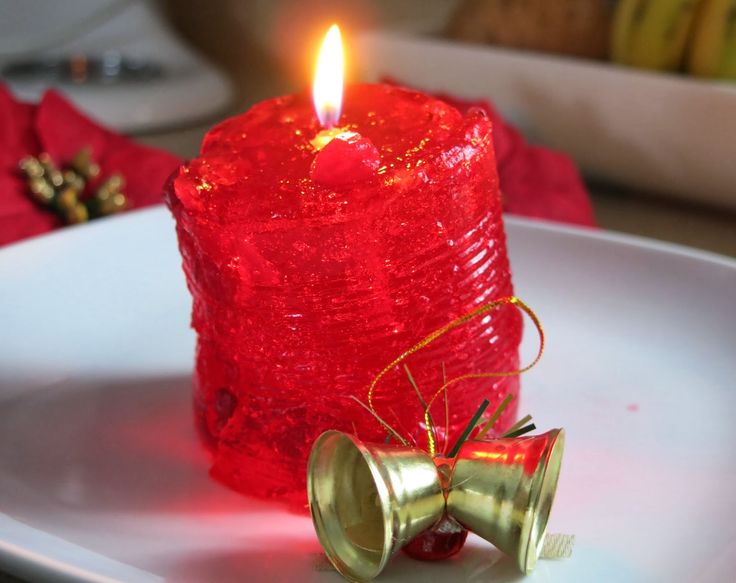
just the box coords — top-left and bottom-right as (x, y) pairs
(307, 430), (445, 582)
(447, 429), (565, 573)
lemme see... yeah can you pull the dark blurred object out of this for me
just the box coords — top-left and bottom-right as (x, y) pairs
(0, 84), (181, 247)
(3, 53), (163, 86)
(0, 0), (233, 133)
(447, 0), (614, 60)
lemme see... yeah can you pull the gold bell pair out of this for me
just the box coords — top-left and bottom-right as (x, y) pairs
(307, 428), (564, 582)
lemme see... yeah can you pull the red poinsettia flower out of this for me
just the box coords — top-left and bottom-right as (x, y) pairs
(0, 84), (182, 247)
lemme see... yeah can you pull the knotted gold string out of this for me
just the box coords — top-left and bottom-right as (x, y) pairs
(366, 296), (545, 456)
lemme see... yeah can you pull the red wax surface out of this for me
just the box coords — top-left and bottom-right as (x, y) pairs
(167, 84), (522, 507)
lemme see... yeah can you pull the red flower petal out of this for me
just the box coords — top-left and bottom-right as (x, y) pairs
(36, 90), (182, 210)
(0, 86), (59, 245)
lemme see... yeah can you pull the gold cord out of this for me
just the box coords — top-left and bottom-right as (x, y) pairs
(365, 296), (545, 456)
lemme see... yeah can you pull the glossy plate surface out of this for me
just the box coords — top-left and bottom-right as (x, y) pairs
(1, 207), (734, 582)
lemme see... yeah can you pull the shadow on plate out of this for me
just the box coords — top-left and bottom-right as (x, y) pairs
(167, 538), (523, 583)
(0, 375), (265, 515)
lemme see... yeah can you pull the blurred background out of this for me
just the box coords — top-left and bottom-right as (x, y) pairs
(1, 0), (735, 255)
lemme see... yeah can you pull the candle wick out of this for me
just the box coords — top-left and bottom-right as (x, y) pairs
(318, 105), (340, 130)
(310, 125), (345, 151)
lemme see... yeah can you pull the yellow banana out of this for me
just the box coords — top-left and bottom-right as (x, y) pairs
(725, 11), (736, 77)
(688, 0), (736, 79)
(611, 0), (702, 71)
(611, 0), (648, 63)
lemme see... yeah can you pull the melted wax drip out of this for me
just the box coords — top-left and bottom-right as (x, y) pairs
(310, 130), (380, 186)
(167, 84), (522, 509)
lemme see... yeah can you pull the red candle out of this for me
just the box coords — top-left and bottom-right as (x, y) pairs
(167, 26), (522, 507)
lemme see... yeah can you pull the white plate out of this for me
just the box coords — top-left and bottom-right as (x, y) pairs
(357, 32), (736, 210)
(1, 207), (735, 583)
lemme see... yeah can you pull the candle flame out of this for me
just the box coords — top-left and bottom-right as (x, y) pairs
(313, 24), (343, 128)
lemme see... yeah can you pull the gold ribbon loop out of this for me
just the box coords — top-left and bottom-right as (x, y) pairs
(365, 295), (545, 456)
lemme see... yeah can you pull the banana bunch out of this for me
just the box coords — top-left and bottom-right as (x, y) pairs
(611, 0), (701, 70)
(611, 0), (736, 80)
(688, 0), (736, 78)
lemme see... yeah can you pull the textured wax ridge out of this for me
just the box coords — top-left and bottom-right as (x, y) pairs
(167, 83), (523, 508)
